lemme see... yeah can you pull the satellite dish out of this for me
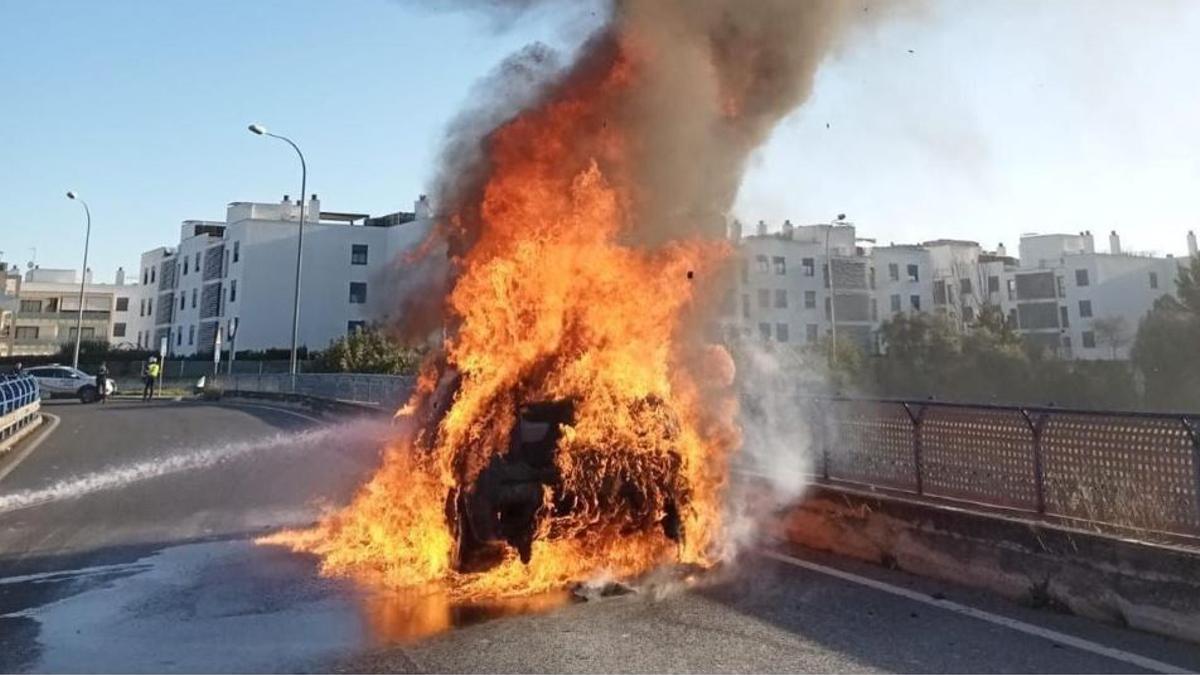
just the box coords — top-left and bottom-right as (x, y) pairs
(26, 261), (33, 270)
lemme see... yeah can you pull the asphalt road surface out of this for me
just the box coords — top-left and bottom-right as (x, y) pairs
(0, 399), (1197, 673)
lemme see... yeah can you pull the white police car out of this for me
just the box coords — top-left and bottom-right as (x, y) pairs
(24, 365), (114, 403)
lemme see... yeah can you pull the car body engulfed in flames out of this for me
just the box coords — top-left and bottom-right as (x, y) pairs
(452, 395), (686, 573)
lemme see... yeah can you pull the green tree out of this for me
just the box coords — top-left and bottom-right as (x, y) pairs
(1131, 255), (1200, 411)
(315, 326), (421, 375)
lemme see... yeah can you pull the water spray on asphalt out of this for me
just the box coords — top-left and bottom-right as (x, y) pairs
(0, 421), (388, 515)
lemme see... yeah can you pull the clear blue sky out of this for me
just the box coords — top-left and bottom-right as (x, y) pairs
(3, 1), (1199, 282)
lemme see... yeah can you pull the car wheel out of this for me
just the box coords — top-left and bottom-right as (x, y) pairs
(78, 386), (98, 404)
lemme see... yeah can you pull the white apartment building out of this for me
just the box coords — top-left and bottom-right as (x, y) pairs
(727, 219), (1195, 361)
(5, 267), (138, 357)
(1008, 230), (1189, 359)
(129, 195), (430, 357)
(729, 219), (875, 352)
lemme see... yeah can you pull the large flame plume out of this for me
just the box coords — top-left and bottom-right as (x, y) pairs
(266, 0), (884, 599)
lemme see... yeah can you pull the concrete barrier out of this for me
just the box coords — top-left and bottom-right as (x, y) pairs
(774, 484), (1200, 644)
(0, 375), (41, 457)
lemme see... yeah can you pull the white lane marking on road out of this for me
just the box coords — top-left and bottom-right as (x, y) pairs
(0, 413), (60, 485)
(218, 401), (325, 425)
(0, 560), (150, 586)
(760, 549), (1192, 675)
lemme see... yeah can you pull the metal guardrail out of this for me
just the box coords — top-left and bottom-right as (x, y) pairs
(0, 373), (41, 449)
(210, 369), (1200, 540)
(808, 397), (1200, 540)
(214, 373), (415, 411)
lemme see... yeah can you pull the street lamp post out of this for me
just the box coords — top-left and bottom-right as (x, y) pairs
(66, 191), (91, 370)
(825, 215), (845, 367)
(248, 123), (306, 377)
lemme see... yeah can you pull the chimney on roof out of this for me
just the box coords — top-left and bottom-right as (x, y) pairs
(997, 242), (1007, 257)
(728, 219), (742, 243)
(414, 194), (431, 219)
(115, 267), (125, 285)
(1188, 230), (1197, 257)
(756, 219), (767, 236)
(1109, 230), (1121, 255)
(282, 194), (291, 204)
(1082, 230), (1095, 253)
(782, 219), (794, 239)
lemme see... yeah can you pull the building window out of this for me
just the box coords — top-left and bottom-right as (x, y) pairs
(15, 326), (38, 339)
(1059, 306), (1069, 328)
(740, 259), (749, 284)
(933, 280), (947, 305)
(349, 282), (367, 304)
(179, 293), (185, 311)
(741, 294), (750, 319)
(910, 295), (921, 311)
(806, 324), (819, 343)
(774, 289), (787, 308)
(191, 288), (198, 308)
(757, 289), (770, 309)
(1056, 276), (1065, 297)
(233, 241), (240, 263)
(195, 252), (201, 269)
(775, 323), (789, 342)
(115, 297), (129, 311)
(907, 264), (919, 282)
(147, 298), (153, 315)
(347, 320), (366, 335)
(888, 263), (899, 281)
(150, 267), (156, 284)
(758, 322), (771, 341)
(802, 258), (815, 277)
(988, 275), (1000, 294)
(1075, 269), (1089, 286)
(68, 327), (96, 339)
(113, 322), (127, 338)
(183, 259), (189, 275)
(1082, 330), (1096, 349)
(142, 269), (149, 285)
(869, 267), (876, 289)
(960, 278), (972, 296)
(871, 298), (878, 322)
(1149, 271), (1158, 289)
(824, 297), (831, 320)
(1006, 278), (1016, 301)
(804, 290), (816, 309)
(1079, 300), (1093, 318)
(756, 255), (769, 273)
(19, 299), (41, 313)
(772, 256), (786, 275)
(890, 294), (901, 313)
(229, 280), (237, 302)
(188, 325), (195, 345)
(352, 244), (369, 266)
(176, 328), (182, 346)
(140, 298), (146, 316)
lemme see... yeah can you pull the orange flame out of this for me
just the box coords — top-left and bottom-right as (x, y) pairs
(264, 35), (739, 600)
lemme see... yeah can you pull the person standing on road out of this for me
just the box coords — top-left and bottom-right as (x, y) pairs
(96, 363), (110, 404)
(142, 357), (160, 401)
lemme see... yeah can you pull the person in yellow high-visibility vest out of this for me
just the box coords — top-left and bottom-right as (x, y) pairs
(143, 357), (161, 401)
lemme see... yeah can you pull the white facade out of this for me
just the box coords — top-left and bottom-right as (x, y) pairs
(726, 220), (1193, 361)
(5, 267), (138, 356)
(133, 195), (430, 357)
(1008, 230), (1186, 360)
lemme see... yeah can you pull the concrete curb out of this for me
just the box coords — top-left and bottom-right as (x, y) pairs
(775, 484), (1200, 644)
(0, 413), (56, 484)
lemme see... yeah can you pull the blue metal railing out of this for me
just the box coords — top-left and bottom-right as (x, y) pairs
(0, 373), (39, 415)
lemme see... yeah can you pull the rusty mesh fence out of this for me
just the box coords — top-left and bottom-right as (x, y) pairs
(815, 398), (1200, 538)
